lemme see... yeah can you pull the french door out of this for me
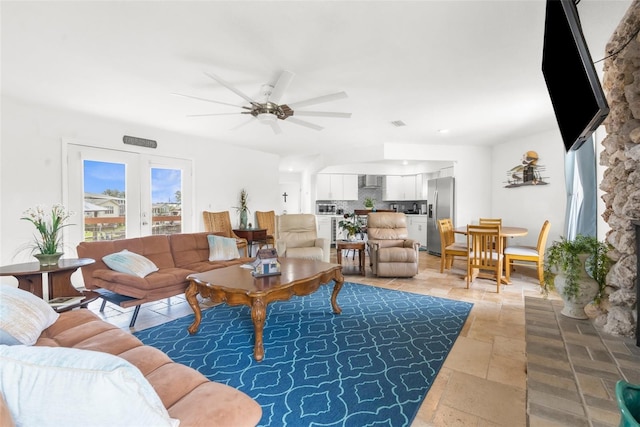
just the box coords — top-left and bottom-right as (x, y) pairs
(65, 143), (193, 246)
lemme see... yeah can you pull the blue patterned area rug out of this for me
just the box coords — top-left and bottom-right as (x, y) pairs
(135, 282), (472, 427)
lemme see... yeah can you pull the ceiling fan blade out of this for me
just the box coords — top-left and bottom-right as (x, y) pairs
(293, 111), (352, 118)
(268, 70), (294, 104)
(186, 112), (248, 117)
(171, 93), (244, 109)
(286, 91), (348, 109)
(203, 71), (255, 104)
(286, 117), (324, 131)
(269, 121), (283, 135)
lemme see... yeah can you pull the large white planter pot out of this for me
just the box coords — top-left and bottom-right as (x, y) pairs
(554, 254), (599, 319)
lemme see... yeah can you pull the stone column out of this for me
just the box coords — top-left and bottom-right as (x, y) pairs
(599, 1), (640, 337)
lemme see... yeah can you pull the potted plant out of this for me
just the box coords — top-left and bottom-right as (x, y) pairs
(234, 189), (250, 229)
(543, 234), (611, 319)
(21, 204), (74, 266)
(364, 197), (375, 210)
(338, 213), (364, 241)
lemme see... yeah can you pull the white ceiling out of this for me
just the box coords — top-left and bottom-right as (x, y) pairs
(1, 1), (631, 169)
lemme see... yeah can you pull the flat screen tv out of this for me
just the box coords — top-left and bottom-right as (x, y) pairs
(542, 0), (609, 151)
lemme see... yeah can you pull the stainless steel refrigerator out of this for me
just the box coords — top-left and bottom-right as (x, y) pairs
(426, 177), (455, 256)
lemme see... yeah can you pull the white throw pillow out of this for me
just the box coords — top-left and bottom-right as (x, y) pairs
(103, 249), (159, 278)
(0, 285), (59, 345)
(208, 235), (240, 261)
(0, 345), (179, 427)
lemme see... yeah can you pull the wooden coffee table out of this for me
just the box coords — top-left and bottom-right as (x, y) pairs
(185, 258), (344, 361)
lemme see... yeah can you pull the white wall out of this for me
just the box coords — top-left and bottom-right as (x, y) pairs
(0, 96), (281, 278)
(490, 128), (568, 247)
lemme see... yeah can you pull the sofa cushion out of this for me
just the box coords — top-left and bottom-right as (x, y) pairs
(0, 344), (178, 427)
(0, 285), (59, 345)
(103, 249), (159, 278)
(207, 235), (240, 261)
(169, 232), (214, 268)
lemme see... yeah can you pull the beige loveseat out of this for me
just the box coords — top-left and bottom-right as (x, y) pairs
(77, 232), (252, 326)
(367, 212), (420, 277)
(0, 308), (262, 426)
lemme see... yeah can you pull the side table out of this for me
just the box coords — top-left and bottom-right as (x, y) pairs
(336, 240), (366, 276)
(233, 228), (268, 257)
(0, 258), (95, 300)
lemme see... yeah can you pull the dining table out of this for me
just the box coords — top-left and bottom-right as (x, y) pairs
(454, 225), (528, 285)
(454, 225), (528, 239)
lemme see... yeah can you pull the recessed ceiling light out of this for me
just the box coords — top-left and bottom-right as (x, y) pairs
(402, 160), (408, 165)
(438, 129), (450, 134)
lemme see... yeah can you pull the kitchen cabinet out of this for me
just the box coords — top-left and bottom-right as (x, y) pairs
(316, 216), (333, 243)
(407, 215), (428, 247)
(316, 174), (358, 200)
(342, 174), (358, 200)
(383, 175), (418, 201)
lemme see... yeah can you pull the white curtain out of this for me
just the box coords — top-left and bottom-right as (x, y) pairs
(564, 137), (597, 240)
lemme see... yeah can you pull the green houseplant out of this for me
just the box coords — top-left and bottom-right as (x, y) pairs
(364, 197), (375, 210)
(543, 234), (611, 319)
(338, 213), (364, 240)
(21, 204), (74, 266)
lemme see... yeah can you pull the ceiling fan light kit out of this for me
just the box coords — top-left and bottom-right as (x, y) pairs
(176, 70), (351, 134)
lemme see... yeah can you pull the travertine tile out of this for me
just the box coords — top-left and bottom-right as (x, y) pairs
(443, 336), (492, 378)
(487, 353), (526, 389)
(441, 371), (526, 426)
(431, 404), (480, 427)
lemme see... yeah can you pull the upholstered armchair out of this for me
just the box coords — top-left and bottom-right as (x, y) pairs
(367, 212), (420, 277)
(276, 214), (330, 263)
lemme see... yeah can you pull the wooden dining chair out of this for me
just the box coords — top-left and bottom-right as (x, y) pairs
(255, 210), (276, 249)
(437, 218), (468, 273)
(504, 220), (551, 286)
(479, 218), (502, 249)
(479, 218), (502, 226)
(202, 211), (248, 256)
(466, 224), (503, 293)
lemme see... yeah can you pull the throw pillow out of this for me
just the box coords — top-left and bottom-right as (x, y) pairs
(0, 345), (179, 427)
(103, 249), (159, 278)
(208, 234), (240, 261)
(0, 285), (59, 346)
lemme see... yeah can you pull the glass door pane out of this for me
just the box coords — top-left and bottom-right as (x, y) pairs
(83, 160), (127, 241)
(150, 167), (182, 235)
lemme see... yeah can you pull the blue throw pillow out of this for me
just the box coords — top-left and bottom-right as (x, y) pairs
(103, 250), (159, 278)
(208, 235), (240, 261)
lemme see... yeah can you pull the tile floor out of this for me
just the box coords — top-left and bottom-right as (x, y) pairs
(85, 249), (637, 426)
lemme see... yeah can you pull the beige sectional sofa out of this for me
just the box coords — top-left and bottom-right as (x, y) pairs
(77, 232), (252, 326)
(1, 307), (262, 426)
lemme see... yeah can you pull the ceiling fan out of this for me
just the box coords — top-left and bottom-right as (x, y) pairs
(173, 70), (351, 134)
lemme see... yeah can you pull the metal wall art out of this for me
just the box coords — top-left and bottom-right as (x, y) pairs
(504, 151), (549, 188)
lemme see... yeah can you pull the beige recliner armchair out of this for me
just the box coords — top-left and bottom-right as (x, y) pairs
(276, 214), (330, 263)
(367, 212), (420, 277)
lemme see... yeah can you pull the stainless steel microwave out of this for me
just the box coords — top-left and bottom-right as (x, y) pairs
(317, 204), (337, 215)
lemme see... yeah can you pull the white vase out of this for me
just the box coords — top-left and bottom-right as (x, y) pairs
(554, 253), (599, 319)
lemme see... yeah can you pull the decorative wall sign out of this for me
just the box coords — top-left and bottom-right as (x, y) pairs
(504, 151), (549, 188)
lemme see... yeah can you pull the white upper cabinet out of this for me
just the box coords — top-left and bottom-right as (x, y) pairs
(342, 175), (358, 200)
(383, 175), (418, 201)
(316, 174), (358, 200)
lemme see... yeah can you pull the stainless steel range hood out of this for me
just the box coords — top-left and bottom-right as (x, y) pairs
(360, 175), (381, 188)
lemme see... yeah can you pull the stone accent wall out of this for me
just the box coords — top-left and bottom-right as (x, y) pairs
(599, 1), (640, 337)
